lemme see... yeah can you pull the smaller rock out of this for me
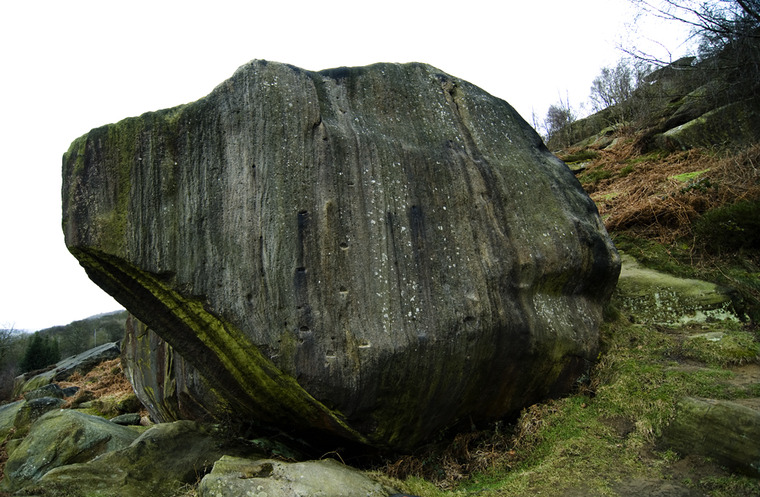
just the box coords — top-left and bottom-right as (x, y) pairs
(61, 386), (80, 398)
(24, 384), (64, 400)
(198, 456), (397, 497)
(115, 393), (141, 414)
(29, 421), (258, 497)
(13, 398), (66, 437)
(69, 389), (96, 407)
(110, 413), (141, 426)
(687, 332), (724, 342)
(614, 254), (740, 325)
(0, 400), (24, 443)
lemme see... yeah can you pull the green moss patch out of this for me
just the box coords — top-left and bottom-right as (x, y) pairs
(670, 168), (710, 182)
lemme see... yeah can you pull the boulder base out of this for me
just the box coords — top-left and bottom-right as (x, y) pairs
(63, 60), (620, 449)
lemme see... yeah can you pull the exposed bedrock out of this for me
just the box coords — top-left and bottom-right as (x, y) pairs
(63, 60), (620, 450)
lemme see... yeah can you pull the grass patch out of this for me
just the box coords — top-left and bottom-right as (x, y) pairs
(611, 234), (695, 278)
(678, 328), (760, 367)
(619, 164), (635, 177)
(625, 150), (670, 165)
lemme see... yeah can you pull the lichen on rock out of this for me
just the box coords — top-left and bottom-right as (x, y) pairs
(63, 60), (620, 450)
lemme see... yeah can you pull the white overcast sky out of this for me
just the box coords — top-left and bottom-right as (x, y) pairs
(0, 0), (691, 331)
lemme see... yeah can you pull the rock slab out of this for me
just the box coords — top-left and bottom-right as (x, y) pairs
(198, 456), (395, 497)
(614, 254), (740, 325)
(63, 60), (620, 449)
(13, 341), (121, 397)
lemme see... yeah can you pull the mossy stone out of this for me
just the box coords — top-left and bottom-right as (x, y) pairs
(25, 421), (258, 497)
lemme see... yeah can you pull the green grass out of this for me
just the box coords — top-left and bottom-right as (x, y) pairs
(619, 164), (635, 177)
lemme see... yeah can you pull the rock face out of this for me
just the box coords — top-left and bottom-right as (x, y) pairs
(614, 254), (741, 325)
(122, 315), (230, 423)
(63, 60), (620, 450)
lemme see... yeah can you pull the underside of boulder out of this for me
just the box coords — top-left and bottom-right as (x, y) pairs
(63, 60), (620, 450)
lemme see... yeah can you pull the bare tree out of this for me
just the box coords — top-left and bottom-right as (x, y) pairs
(628, 2), (759, 72)
(629, 0), (759, 44)
(625, 0), (760, 115)
(543, 94), (577, 149)
(589, 58), (657, 125)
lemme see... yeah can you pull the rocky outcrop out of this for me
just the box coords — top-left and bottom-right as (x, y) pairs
(24, 421), (254, 497)
(63, 60), (620, 450)
(658, 98), (760, 150)
(1, 410), (138, 492)
(13, 341), (121, 397)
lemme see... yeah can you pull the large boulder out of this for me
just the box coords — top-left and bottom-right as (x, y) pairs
(62, 60), (620, 450)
